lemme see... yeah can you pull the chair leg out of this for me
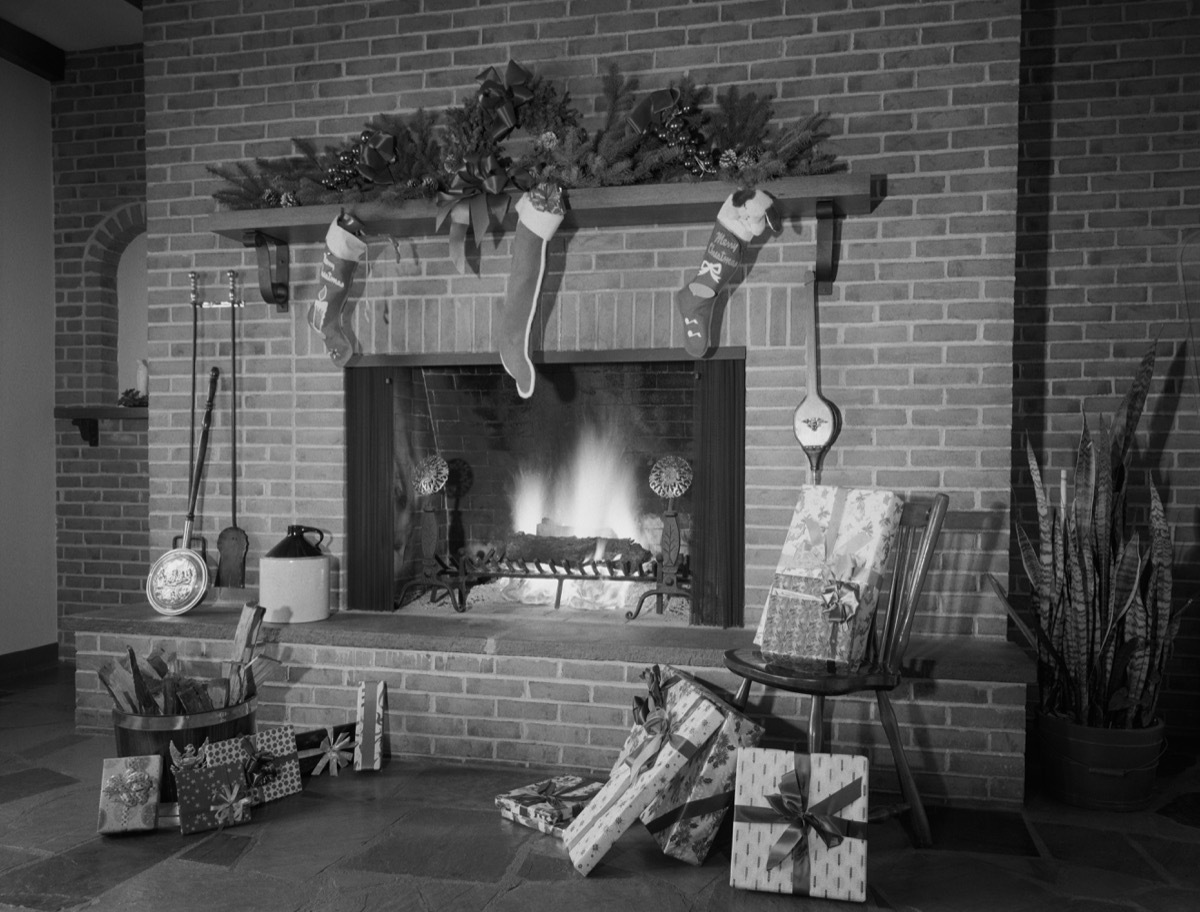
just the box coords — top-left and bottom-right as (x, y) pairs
(808, 694), (825, 752)
(876, 690), (932, 848)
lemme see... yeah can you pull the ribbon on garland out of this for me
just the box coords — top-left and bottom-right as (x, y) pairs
(477, 60), (535, 143)
(435, 151), (514, 273)
(626, 87), (681, 136)
(733, 757), (867, 892)
(210, 781), (252, 828)
(357, 130), (402, 185)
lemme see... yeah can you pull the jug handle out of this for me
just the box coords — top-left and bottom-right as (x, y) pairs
(298, 526), (325, 548)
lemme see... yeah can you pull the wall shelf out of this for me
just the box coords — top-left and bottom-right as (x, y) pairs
(54, 406), (148, 446)
(205, 172), (881, 308)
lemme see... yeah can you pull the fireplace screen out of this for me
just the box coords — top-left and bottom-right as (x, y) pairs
(346, 354), (745, 626)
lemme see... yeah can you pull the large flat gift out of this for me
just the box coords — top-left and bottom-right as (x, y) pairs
(634, 668), (764, 865)
(495, 775), (604, 838)
(730, 748), (869, 901)
(562, 669), (725, 875)
(98, 755), (161, 834)
(755, 485), (904, 673)
(204, 724), (303, 804)
(175, 761), (252, 836)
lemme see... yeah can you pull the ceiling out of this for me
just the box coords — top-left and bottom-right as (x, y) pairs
(0, 0), (141, 80)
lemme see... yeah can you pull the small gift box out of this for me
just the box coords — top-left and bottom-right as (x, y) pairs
(636, 668), (764, 865)
(562, 667), (725, 875)
(755, 485), (904, 673)
(354, 681), (386, 772)
(98, 755), (161, 834)
(204, 724), (303, 804)
(175, 761), (252, 835)
(495, 775), (604, 838)
(730, 748), (869, 901)
(296, 723), (358, 776)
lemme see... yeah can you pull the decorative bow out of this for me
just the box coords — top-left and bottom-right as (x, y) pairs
(211, 781), (252, 828)
(312, 730), (357, 777)
(102, 769), (156, 808)
(239, 736), (281, 788)
(507, 778), (582, 821)
(435, 151), (514, 273)
(626, 87), (681, 136)
(632, 663), (669, 726)
(801, 490), (874, 623)
(698, 260), (723, 280)
(357, 129), (403, 185)
(734, 762), (864, 873)
(477, 60), (535, 143)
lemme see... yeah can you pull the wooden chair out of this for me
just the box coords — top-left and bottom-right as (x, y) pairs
(724, 493), (949, 847)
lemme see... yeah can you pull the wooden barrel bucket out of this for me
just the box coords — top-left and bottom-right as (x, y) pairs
(112, 698), (257, 802)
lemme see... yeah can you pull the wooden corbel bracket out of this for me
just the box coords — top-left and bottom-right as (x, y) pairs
(814, 199), (841, 295)
(71, 418), (99, 447)
(243, 229), (290, 312)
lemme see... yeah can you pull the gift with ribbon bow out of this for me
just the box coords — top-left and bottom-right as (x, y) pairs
(176, 761), (252, 835)
(562, 665), (725, 875)
(295, 722), (358, 776)
(204, 724), (303, 805)
(495, 775), (604, 838)
(755, 485), (904, 673)
(98, 755), (162, 834)
(305, 728), (358, 777)
(634, 668), (764, 865)
(730, 749), (869, 900)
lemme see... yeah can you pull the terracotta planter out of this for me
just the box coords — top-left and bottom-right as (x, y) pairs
(1037, 712), (1165, 811)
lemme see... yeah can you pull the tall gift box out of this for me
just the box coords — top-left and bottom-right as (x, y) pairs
(204, 724), (303, 805)
(730, 748), (869, 901)
(562, 670), (725, 875)
(97, 755), (161, 834)
(175, 761), (252, 835)
(635, 668), (765, 865)
(495, 775), (604, 838)
(755, 485), (903, 673)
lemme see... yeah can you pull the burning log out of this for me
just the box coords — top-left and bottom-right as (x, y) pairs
(501, 533), (652, 567)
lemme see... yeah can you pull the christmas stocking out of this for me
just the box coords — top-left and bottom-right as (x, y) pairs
(675, 285), (717, 358)
(309, 214), (367, 368)
(498, 184), (566, 398)
(686, 189), (780, 300)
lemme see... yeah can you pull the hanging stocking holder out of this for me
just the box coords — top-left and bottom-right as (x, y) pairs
(243, 229), (290, 312)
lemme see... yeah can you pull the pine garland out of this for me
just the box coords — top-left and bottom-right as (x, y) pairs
(207, 61), (842, 210)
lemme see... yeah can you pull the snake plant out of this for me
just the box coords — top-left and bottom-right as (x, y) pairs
(990, 344), (1190, 729)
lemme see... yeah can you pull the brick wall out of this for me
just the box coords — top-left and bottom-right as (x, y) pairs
(1014, 0), (1200, 742)
(52, 46), (149, 656)
(140, 0), (1022, 640)
(72, 629), (1026, 807)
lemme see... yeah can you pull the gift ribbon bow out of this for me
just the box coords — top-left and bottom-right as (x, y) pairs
(476, 60), (535, 143)
(632, 663), (669, 726)
(103, 769), (156, 808)
(800, 489), (876, 623)
(210, 782), (251, 828)
(508, 778), (582, 820)
(435, 151), (514, 273)
(734, 761), (866, 881)
(312, 729), (357, 777)
(626, 87), (681, 136)
(238, 736), (293, 789)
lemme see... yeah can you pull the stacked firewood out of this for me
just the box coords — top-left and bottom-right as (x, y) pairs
(98, 603), (277, 715)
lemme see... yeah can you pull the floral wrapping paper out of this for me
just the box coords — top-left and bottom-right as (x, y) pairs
(730, 748), (869, 901)
(203, 724), (303, 805)
(495, 775), (604, 836)
(175, 761), (253, 836)
(755, 485), (904, 673)
(634, 669), (765, 865)
(562, 677), (725, 876)
(98, 755), (161, 834)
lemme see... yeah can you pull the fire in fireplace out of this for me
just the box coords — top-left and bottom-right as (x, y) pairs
(345, 351), (746, 626)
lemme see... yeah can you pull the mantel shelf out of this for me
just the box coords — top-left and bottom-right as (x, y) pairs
(54, 406), (147, 447)
(206, 172), (880, 246)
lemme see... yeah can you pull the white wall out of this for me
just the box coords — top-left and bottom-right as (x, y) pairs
(0, 58), (58, 658)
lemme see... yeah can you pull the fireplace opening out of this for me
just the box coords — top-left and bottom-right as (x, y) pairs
(346, 352), (745, 626)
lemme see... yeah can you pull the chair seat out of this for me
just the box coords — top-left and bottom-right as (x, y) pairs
(724, 647), (901, 697)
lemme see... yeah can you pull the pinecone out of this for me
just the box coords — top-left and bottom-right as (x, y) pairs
(260, 189), (281, 208)
(280, 191), (299, 207)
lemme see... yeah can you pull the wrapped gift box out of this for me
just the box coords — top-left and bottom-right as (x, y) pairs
(176, 761), (252, 835)
(296, 723), (358, 776)
(755, 485), (903, 673)
(730, 748), (869, 901)
(636, 669), (764, 865)
(495, 775), (604, 838)
(98, 755), (161, 834)
(204, 724), (303, 804)
(354, 681), (386, 771)
(562, 667), (725, 875)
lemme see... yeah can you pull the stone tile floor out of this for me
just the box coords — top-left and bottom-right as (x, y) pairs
(2, 665), (1200, 911)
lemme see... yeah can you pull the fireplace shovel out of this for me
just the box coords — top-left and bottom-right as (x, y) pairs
(216, 272), (248, 587)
